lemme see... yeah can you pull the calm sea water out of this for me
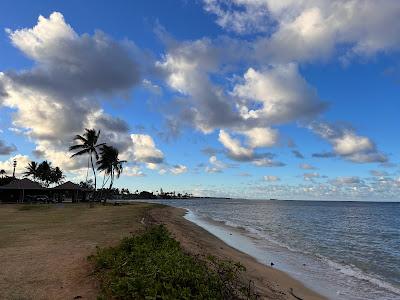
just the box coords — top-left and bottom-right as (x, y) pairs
(134, 198), (400, 300)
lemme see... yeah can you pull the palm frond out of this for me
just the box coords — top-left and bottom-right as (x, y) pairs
(73, 135), (87, 143)
(71, 148), (90, 157)
(69, 144), (86, 151)
(95, 143), (107, 149)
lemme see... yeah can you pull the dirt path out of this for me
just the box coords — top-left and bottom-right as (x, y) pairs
(0, 203), (152, 300)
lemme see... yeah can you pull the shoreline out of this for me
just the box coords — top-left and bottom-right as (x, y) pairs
(148, 205), (325, 300)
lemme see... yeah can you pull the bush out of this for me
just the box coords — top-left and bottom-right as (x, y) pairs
(89, 225), (257, 299)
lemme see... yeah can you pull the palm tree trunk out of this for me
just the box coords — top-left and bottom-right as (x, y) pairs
(90, 153), (96, 190)
(109, 168), (114, 190)
(106, 169), (114, 204)
(86, 156), (89, 182)
(90, 152), (96, 206)
(100, 172), (107, 203)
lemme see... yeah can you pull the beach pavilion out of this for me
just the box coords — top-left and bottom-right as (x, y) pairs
(0, 178), (44, 203)
(52, 181), (89, 203)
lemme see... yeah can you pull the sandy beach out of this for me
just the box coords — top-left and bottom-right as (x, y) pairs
(147, 205), (324, 300)
(0, 203), (324, 299)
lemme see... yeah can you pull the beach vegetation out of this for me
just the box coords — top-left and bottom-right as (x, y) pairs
(89, 225), (258, 299)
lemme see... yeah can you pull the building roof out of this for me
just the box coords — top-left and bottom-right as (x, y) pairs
(53, 181), (84, 190)
(0, 178), (44, 190)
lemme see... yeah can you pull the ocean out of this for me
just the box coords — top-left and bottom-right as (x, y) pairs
(134, 198), (400, 300)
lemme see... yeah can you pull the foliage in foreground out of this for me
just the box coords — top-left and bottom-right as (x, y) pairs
(89, 225), (257, 299)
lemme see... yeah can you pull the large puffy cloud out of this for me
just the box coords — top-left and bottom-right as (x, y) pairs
(7, 12), (141, 97)
(242, 127), (278, 148)
(157, 34), (326, 167)
(218, 130), (284, 166)
(156, 37), (242, 133)
(204, 0), (400, 62)
(233, 65), (326, 125)
(0, 12), (147, 172)
(309, 122), (387, 163)
(160, 54), (326, 133)
(218, 130), (253, 161)
(128, 134), (164, 164)
(156, 29), (330, 170)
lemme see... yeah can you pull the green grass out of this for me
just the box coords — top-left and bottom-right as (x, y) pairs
(89, 225), (257, 300)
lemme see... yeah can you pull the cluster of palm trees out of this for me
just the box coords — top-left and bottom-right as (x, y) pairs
(69, 129), (126, 200)
(23, 161), (64, 187)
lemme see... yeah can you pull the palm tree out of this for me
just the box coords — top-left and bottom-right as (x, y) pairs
(69, 129), (105, 191)
(37, 161), (52, 187)
(97, 145), (126, 202)
(50, 166), (64, 186)
(0, 169), (6, 178)
(23, 161), (39, 181)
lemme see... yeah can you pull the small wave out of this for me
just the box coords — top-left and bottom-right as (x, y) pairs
(321, 257), (400, 296)
(194, 213), (315, 256)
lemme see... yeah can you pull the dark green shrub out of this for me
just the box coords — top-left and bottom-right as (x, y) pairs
(89, 225), (257, 299)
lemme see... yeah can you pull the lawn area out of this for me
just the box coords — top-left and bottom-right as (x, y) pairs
(0, 203), (154, 300)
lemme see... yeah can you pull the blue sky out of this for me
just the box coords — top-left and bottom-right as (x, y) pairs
(0, 0), (399, 200)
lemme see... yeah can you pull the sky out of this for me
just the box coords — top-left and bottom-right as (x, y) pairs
(0, 0), (399, 201)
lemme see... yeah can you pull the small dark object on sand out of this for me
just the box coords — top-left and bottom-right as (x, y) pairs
(289, 287), (304, 300)
(229, 233), (232, 235)
(73, 296), (82, 299)
(270, 262), (274, 266)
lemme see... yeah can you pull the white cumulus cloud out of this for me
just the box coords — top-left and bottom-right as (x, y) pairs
(129, 134), (164, 164)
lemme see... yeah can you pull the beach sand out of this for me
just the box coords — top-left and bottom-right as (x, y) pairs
(0, 203), (325, 299)
(147, 206), (325, 300)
